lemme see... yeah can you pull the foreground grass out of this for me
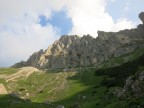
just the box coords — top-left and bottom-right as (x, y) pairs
(0, 67), (106, 108)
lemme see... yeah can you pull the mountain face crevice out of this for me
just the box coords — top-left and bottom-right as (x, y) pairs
(12, 12), (144, 69)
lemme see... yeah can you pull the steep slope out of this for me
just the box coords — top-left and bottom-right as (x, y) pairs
(94, 50), (144, 108)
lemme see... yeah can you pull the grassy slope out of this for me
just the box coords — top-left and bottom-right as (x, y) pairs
(0, 67), (105, 108)
(99, 47), (144, 69)
(0, 47), (144, 108)
(0, 68), (19, 74)
(95, 48), (144, 108)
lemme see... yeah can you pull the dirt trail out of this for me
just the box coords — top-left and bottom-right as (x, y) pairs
(0, 83), (8, 94)
(0, 74), (7, 78)
(5, 67), (39, 82)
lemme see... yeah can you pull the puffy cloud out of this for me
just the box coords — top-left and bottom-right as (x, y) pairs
(0, 21), (59, 67)
(66, 0), (134, 37)
(0, 0), (61, 67)
(112, 18), (135, 31)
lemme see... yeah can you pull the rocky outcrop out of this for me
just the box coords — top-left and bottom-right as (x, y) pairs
(115, 71), (144, 99)
(12, 49), (43, 68)
(139, 12), (144, 24)
(12, 61), (27, 68)
(26, 49), (44, 67)
(12, 12), (144, 69)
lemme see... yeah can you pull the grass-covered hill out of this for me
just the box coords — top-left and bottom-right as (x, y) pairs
(0, 47), (144, 108)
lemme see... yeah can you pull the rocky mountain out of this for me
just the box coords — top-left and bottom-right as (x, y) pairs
(12, 12), (144, 69)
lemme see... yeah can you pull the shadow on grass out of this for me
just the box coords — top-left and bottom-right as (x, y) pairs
(0, 68), (105, 108)
(52, 68), (106, 108)
(53, 52), (144, 107)
(0, 94), (54, 108)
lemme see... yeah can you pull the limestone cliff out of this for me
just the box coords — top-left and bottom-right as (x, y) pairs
(12, 12), (144, 69)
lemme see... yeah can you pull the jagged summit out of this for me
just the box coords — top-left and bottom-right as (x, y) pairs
(12, 12), (144, 69)
(139, 12), (144, 24)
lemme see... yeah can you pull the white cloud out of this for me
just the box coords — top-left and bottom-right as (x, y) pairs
(112, 18), (135, 31)
(0, 0), (62, 67)
(0, 0), (135, 67)
(0, 21), (59, 67)
(65, 0), (135, 37)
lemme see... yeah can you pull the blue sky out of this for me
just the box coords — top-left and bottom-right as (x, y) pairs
(48, 11), (73, 35)
(106, 0), (144, 23)
(0, 0), (144, 67)
(39, 10), (72, 35)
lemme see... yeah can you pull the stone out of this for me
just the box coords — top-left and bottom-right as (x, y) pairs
(56, 105), (65, 108)
(139, 71), (144, 81)
(10, 92), (20, 98)
(124, 76), (133, 91)
(131, 80), (141, 97)
(111, 87), (126, 99)
(117, 90), (126, 100)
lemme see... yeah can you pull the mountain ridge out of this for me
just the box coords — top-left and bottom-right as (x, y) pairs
(12, 12), (144, 69)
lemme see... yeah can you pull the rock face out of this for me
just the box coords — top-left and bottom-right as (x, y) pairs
(139, 12), (144, 24)
(117, 71), (144, 99)
(12, 49), (43, 68)
(12, 12), (144, 69)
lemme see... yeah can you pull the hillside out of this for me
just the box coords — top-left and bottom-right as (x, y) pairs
(1, 46), (144, 108)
